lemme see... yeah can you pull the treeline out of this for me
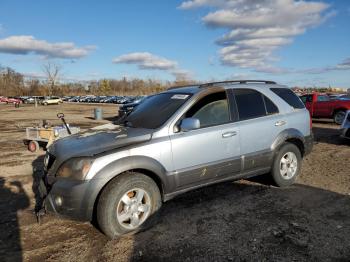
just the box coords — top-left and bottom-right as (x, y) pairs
(0, 66), (196, 97)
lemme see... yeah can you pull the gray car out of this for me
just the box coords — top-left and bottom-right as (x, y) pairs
(39, 80), (313, 238)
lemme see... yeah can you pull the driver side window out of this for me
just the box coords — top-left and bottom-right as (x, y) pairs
(185, 91), (230, 128)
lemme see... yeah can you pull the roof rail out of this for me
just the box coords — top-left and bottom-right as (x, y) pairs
(199, 80), (276, 88)
(167, 84), (198, 90)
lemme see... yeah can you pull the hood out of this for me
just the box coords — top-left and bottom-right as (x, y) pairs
(48, 123), (153, 165)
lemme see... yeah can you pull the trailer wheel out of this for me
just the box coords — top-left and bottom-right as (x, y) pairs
(28, 140), (39, 153)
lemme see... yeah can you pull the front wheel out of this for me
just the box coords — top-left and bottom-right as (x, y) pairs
(97, 172), (162, 238)
(334, 110), (346, 125)
(270, 143), (302, 187)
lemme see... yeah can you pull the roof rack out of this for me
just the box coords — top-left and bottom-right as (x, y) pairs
(167, 84), (198, 90)
(199, 80), (276, 88)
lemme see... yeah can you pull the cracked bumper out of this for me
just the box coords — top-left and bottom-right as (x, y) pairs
(39, 175), (98, 222)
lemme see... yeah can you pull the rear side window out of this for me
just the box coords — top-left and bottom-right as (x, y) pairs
(270, 88), (305, 109)
(300, 95), (313, 103)
(317, 95), (330, 102)
(234, 89), (277, 121)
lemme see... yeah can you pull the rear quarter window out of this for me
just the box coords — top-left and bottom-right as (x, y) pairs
(270, 88), (305, 109)
(233, 89), (269, 121)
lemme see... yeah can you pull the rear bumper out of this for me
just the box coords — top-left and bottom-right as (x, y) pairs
(304, 133), (314, 156)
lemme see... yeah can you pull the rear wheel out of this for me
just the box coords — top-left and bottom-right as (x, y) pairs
(334, 110), (346, 125)
(270, 143), (302, 187)
(97, 172), (161, 238)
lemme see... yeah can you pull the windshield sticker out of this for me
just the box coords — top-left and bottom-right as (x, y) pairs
(171, 94), (189, 100)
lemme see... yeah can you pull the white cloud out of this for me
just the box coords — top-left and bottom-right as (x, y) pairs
(301, 57), (350, 74)
(113, 52), (192, 80)
(171, 68), (193, 80)
(179, 0), (247, 10)
(113, 52), (177, 70)
(0, 35), (96, 59)
(179, 0), (335, 73)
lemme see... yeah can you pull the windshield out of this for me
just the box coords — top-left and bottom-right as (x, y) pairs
(125, 93), (192, 129)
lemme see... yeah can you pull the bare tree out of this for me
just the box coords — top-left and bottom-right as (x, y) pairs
(42, 62), (62, 96)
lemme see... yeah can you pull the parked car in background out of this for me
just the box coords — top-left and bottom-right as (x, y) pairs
(62, 96), (73, 101)
(68, 96), (80, 102)
(337, 95), (350, 101)
(39, 80), (313, 238)
(41, 96), (63, 105)
(22, 96), (44, 104)
(300, 93), (350, 124)
(118, 96), (148, 118)
(2, 96), (23, 104)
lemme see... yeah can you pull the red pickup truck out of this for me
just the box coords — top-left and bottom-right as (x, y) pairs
(300, 93), (350, 124)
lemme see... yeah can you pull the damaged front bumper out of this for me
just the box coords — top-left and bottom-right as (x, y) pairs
(38, 173), (99, 222)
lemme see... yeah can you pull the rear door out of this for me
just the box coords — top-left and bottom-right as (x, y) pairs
(232, 88), (284, 171)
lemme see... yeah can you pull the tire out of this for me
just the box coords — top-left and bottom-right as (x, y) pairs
(28, 140), (39, 153)
(44, 102), (48, 106)
(270, 143), (302, 187)
(97, 172), (162, 239)
(334, 110), (346, 125)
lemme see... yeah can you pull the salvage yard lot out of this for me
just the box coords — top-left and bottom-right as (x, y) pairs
(0, 103), (349, 261)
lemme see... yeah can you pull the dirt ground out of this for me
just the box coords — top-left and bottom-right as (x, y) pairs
(0, 103), (349, 262)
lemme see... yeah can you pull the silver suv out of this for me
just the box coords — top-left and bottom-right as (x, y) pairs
(39, 80), (313, 238)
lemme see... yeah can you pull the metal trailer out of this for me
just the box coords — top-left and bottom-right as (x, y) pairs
(24, 113), (80, 152)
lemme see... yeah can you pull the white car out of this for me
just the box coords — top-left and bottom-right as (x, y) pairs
(42, 96), (63, 105)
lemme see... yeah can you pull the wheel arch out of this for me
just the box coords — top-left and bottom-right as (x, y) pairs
(332, 107), (347, 116)
(86, 156), (172, 222)
(271, 128), (306, 157)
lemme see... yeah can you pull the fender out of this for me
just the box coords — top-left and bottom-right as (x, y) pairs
(271, 128), (305, 153)
(80, 156), (174, 220)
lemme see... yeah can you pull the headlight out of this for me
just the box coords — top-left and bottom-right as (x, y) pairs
(56, 157), (94, 180)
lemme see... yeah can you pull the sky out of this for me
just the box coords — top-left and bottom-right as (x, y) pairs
(0, 0), (349, 87)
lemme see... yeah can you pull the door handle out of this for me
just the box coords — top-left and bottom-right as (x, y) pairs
(275, 120), (286, 126)
(222, 131), (237, 138)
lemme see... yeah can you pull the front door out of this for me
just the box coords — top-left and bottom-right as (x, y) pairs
(170, 91), (241, 189)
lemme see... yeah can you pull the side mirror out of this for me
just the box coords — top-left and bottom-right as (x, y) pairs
(180, 118), (200, 132)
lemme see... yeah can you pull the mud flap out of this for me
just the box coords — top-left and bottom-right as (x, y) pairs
(35, 178), (48, 224)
